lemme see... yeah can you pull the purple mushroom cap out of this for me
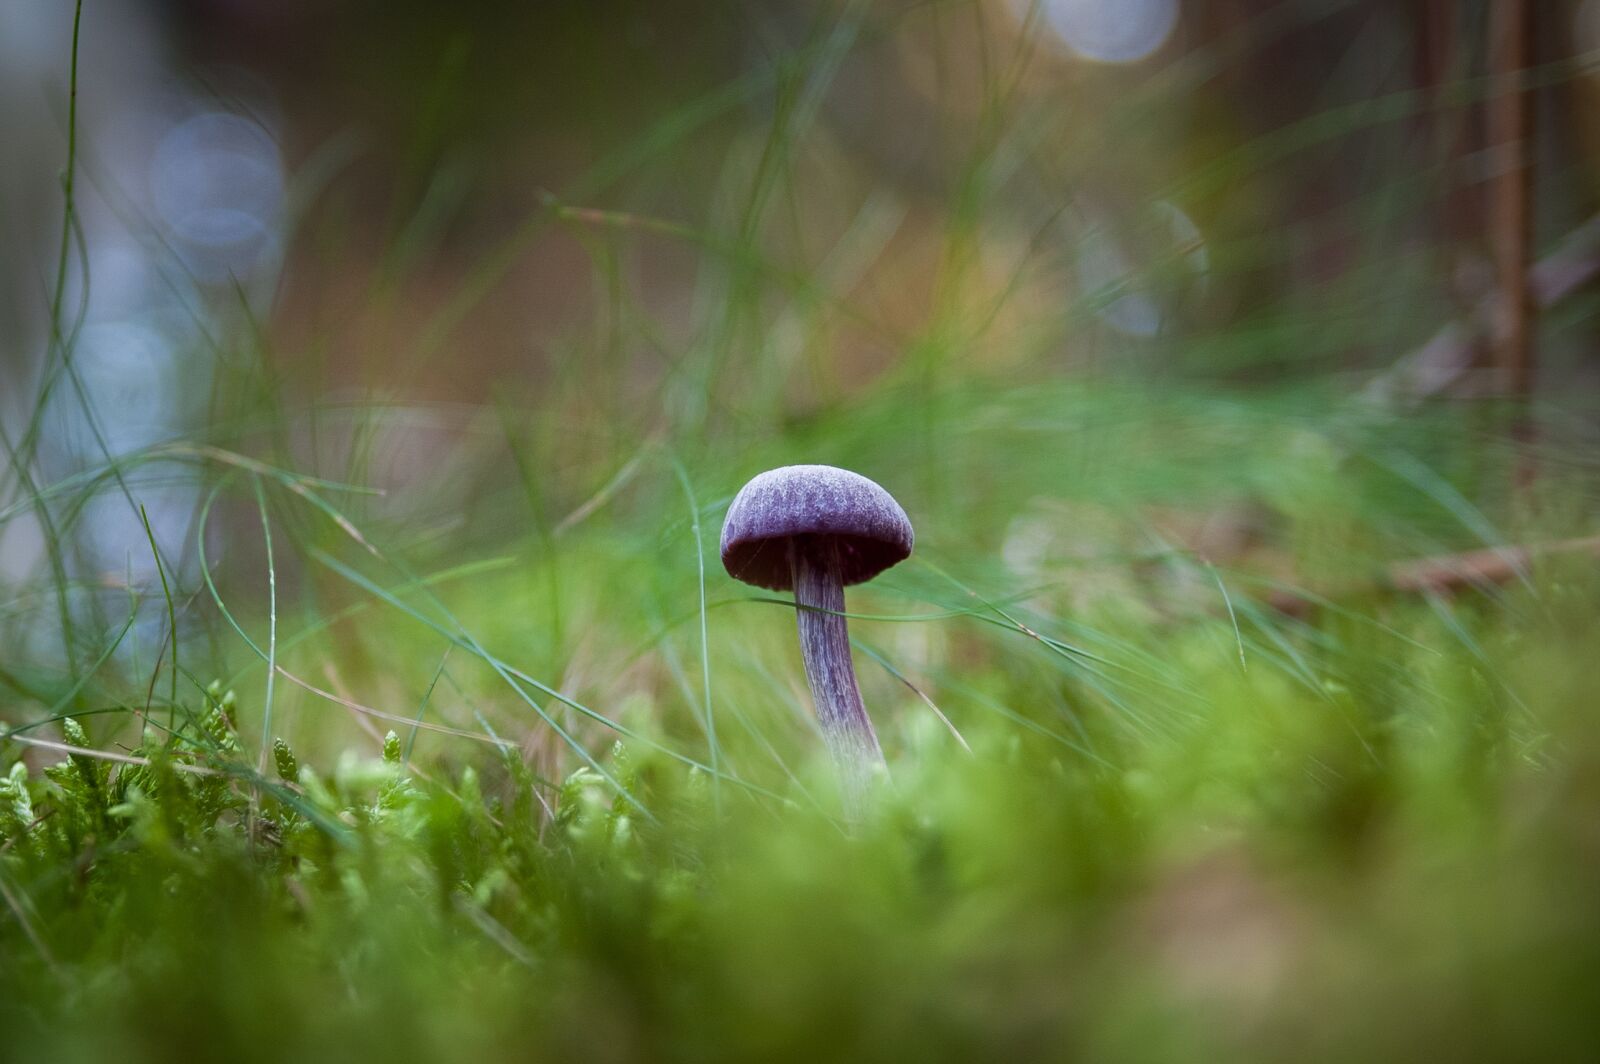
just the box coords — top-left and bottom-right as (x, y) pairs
(720, 465), (914, 592)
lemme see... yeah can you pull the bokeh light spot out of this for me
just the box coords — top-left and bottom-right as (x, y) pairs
(1042, 0), (1179, 64)
(149, 111), (283, 281)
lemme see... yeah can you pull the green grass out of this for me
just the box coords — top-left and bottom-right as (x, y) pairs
(3, 2), (1600, 1060)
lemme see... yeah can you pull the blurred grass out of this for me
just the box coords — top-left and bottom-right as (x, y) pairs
(3, 1), (1600, 1060)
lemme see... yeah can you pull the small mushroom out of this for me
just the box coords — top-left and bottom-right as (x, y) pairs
(720, 465), (913, 805)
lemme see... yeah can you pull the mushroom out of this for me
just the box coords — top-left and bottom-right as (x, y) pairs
(720, 465), (913, 805)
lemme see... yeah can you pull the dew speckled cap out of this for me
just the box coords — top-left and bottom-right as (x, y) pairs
(720, 465), (914, 592)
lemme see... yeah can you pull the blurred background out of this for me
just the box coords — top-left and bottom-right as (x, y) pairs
(6, 6), (1600, 1059)
(1, 0), (1597, 751)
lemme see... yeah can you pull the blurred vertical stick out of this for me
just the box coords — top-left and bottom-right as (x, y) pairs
(1486, 0), (1535, 476)
(1419, 0), (1468, 249)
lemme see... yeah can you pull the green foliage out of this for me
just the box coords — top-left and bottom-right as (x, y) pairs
(2, 573), (1599, 1063)
(0, 762), (35, 841)
(273, 737), (298, 783)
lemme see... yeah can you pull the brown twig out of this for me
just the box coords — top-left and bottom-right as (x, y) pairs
(1488, 0), (1539, 490)
(1362, 213), (1600, 411)
(1487, 0), (1536, 403)
(1266, 535), (1600, 615)
(1386, 536), (1600, 593)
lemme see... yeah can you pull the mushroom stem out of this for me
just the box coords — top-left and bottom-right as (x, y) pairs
(790, 535), (885, 804)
